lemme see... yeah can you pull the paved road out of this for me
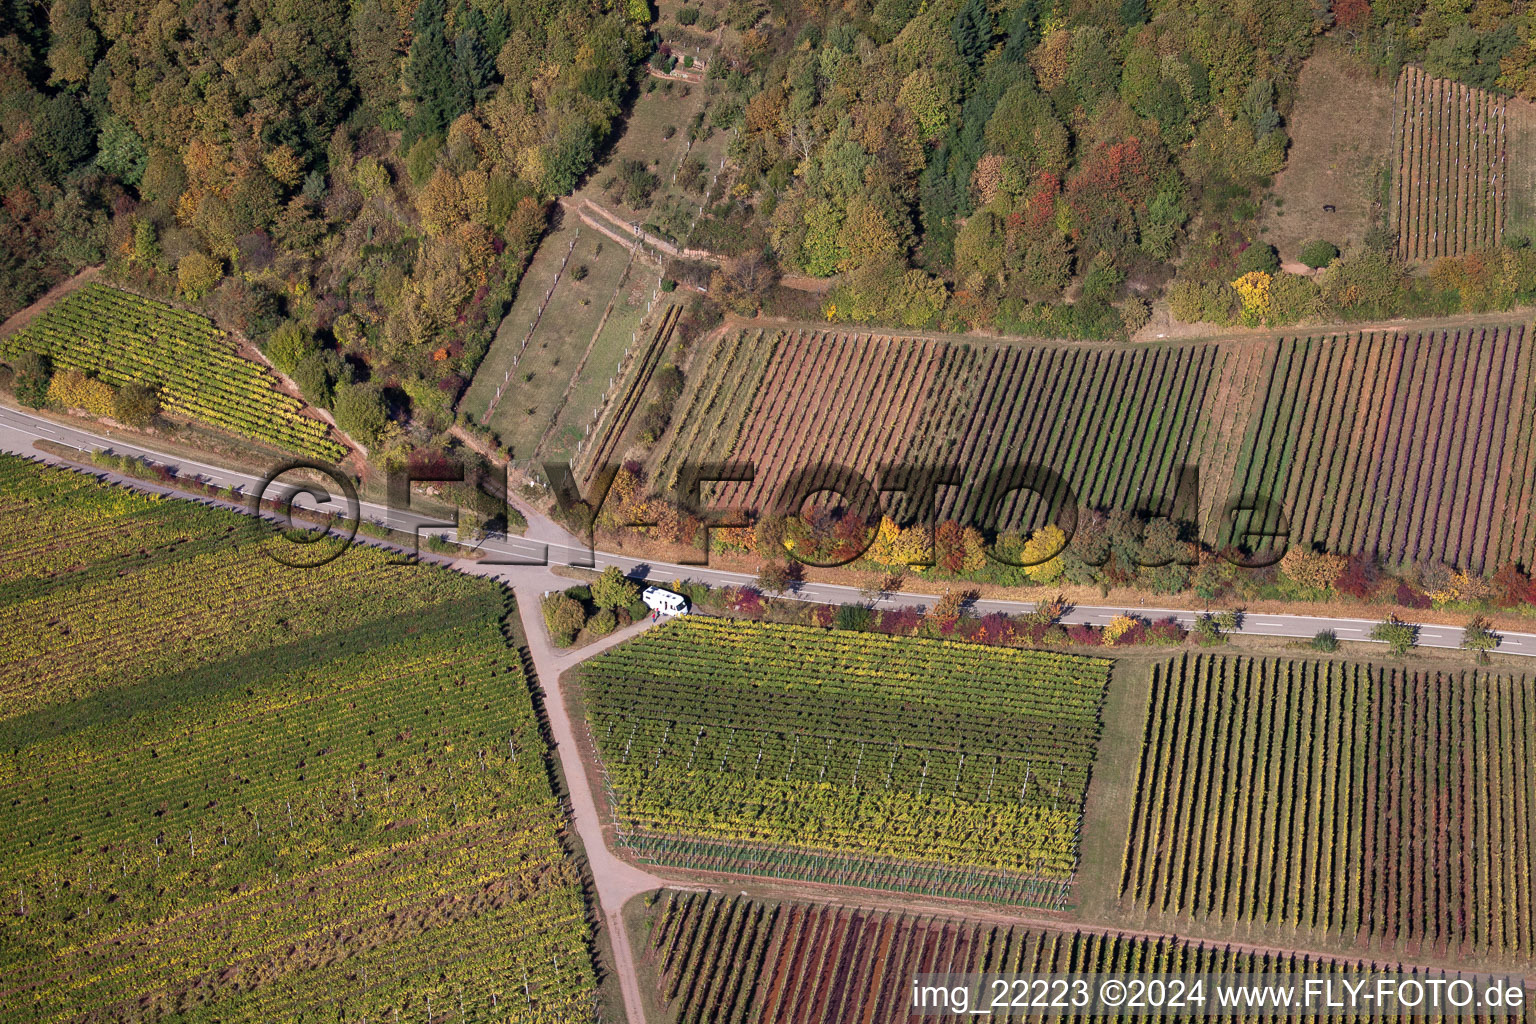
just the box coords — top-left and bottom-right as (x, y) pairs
(5, 403), (1536, 1022)
(5, 405), (1536, 660)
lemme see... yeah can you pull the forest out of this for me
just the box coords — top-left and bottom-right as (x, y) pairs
(0, 0), (647, 457)
(5, 0), (1536, 452)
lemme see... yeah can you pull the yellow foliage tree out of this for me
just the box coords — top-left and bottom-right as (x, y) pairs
(866, 515), (903, 564)
(1102, 614), (1137, 646)
(48, 369), (116, 416)
(417, 167), (466, 238)
(178, 251), (222, 300)
(897, 68), (952, 139)
(262, 144), (304, 187)
(1279, 546), (1347, 591)
(1022, 524), (1067, 583)
(1230, 270), (1273, 326)
(836, 194), (901, 273)
(891, 524), (934, 569)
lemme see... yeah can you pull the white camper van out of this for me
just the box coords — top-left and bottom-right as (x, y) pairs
(642, 586), (689, 617)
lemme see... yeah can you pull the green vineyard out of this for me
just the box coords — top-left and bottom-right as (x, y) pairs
(0, 284), (345, 460)
(576, 617), (1111, 906)
(1121, 653), (1536, 964)
(0, 455), (597, 1021)
(639, 889), (1532, 1024)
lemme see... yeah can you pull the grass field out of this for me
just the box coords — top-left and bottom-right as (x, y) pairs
(633, 889), (1534, 1024)
(575, 618), (1112, 906)
(0, 455), (598, 1021)
(1120, 653), (1535, 966)
(462, 223), (642, 459)
(1262, 43), (1396, 262)
(462, 68), (719, 464)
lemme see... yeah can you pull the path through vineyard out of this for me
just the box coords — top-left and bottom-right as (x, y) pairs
(513, 585), (665, 1024)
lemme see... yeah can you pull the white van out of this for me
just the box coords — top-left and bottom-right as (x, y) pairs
(642, 586), (689, 617)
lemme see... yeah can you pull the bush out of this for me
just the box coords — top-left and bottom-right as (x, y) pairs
(564, 584), (592, 603)
(592, 565), (640, 609)
(627, 597), (650, 621)
(589, 608), (618, 637)
(332, 382), (388, 448)
(112, 382), (160, 427)
(1118, 296), (1152, 335)
(1298, 239), (1340, 269)
(10, 351), (51, 408)
(834, 604), (874, 631)
(293, 352), (336, 409)
(1310, 629), (1339, 652)
(676, 5), (699, 24)
(1238, 242), (1280, 275)
(1370, 615), (1419, 656)
(266, 320), (315, 377)
(542, 593), (587, 646)
(572, 264), (589, 281)
(48, 369), (115, 416)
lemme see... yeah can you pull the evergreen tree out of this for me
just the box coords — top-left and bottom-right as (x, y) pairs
(406, 0), (456, 141)
(350, 0), (404, 119)
(452, 29), (495, 109)
(1120, 0), (1148, 27)
(1001, 0), (1040, 63)
(951, 0), (992, 70)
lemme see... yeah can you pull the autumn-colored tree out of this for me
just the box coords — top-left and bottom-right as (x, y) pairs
(1021, 524), (1067, 583)
(1333, 0), (1371, 34)
(1280, 545), (1347, 591)
(178, 252), (223, 300)
(47, 370), (115, 416)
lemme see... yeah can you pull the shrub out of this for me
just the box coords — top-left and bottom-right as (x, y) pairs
(112, 382), (160, 427)
(1370, 615), (1419, 656)
(333, 382), (388, 448)
(1238, 242), (1280, 275)
(1461, 614), (1499, 663)
(543, 593), (586, 646)
(10, 351), (52, 408)
(676, 5), (699, 24)
(592, 565), (640, 609)
(834, 604), (874, 631)
(1102, 614), (1138, 646)
(1311, 629), (1339, 652)
(589, 608), (618, 637)
(564, 584), (592, 603)
(266, 320), (315, 376)
(572, 264), (589, 281)
(1298, 239), (1340, 269)
(1118, 296), (1152, 335)
(48, 369), (115, 416)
